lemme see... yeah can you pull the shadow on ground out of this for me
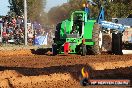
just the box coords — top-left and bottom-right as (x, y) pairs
(0, 64), (131, 87)
(30, 48), (52, 55)
(30, 48), (114, 55)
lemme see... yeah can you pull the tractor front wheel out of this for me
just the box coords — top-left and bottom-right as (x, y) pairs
(81, 44), (87, 56)
(52, 43), (57, 56)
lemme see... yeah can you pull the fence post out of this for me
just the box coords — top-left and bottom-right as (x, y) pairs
(24, 0), (28, 45)
(0, 23), (3, 43)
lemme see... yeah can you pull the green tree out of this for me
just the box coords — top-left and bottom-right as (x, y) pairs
(8, 0), (24, 16)
(8, 0), (47, 23)
(48, 0), (132, 24)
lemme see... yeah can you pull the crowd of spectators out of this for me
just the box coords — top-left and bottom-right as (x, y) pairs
(0, 15), (55, 46)
(1, 15), (33, 45)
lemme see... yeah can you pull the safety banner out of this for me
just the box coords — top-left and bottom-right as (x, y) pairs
(35, 33), (48, 45)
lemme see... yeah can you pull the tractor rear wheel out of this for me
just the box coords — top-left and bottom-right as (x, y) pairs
(92, 23), (102, 55)
(52, 43), (57, 56)
(81, 44), (87, 56)
(112, 33), (123, 55)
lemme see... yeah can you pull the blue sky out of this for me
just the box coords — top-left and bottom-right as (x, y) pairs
(0, 0), (68, 16)
(0, 0), (10, 16)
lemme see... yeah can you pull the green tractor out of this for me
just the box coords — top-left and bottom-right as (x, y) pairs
(52, 10), (102, 56)
(52, 0), (128, 56)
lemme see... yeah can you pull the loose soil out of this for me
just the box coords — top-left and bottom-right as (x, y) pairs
(0, 49), (131, 88)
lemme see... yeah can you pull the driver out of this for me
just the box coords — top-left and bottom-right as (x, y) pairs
(71, 14), (83, 35)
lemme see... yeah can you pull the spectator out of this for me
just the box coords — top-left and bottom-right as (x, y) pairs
(11, 17), (16, 27)
(2, 31), (8, 43)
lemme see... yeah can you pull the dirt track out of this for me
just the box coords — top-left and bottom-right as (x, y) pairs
(0, 49), (131, 88)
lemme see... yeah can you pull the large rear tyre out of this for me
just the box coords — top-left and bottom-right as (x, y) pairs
(81, 44), (87, 56)
(112, 33), (123, 55)
(92, 23), (102, 55)
(52, 43), (57, 56)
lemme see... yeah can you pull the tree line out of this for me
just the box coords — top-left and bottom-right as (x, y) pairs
(8, 0), (132, 25)
(48, 0), (132, 24)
